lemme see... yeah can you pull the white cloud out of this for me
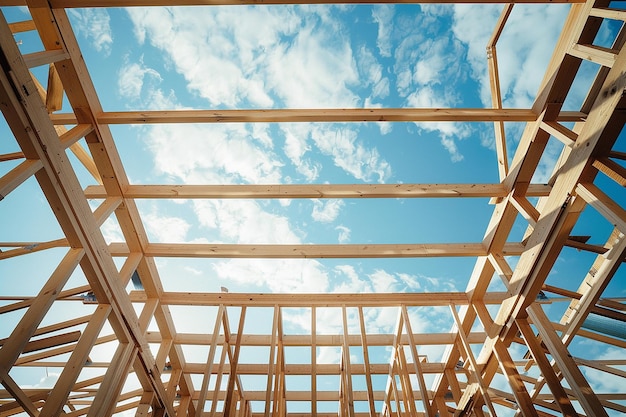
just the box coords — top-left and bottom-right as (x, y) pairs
(118, 61), (162, 101)
(184, 266), (203, 276)
(280, 123), (391, 183)
(69, 9), (113, 55)
(100, 216), (124, 244)
(369, 269), (397, 293)
(213, 258), (329, 293)
(193, 200), (300, 244)
(335, 225), (351, 243)
(332, 265), (371, 293)
(127, 6), (359, 108)
(372, 5), (394, 58)
(143, 212), (190, 243)
(357, 46), (388, 100)
(311, 199), (344, 223)
(367, 269), (458, 294)
(282, 123), (320, 181)
(265, 24), (359, 108)
(311, 125), (391, 183)
(146, 123), (283, 185)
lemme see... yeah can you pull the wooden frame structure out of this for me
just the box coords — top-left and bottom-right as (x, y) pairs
(0, 0), (625, 416)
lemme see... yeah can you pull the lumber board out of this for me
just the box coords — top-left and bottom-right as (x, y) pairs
(83, 183), (552, 199)
(110, 242), (526, 258)
(46, 109), (588, 125)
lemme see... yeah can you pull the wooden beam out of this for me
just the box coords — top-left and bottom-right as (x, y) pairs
(486, 3), (513, 181)
(340, 306), (355, 417)
(0, 159), (42, 201)
(540, 121), (578, 146)
(180, 362), (448, 375)
(22, 49), (68, 68)
(576, 183), (626, 234)
(195, 305), (225, 416)
(357, 307), (376, 417)
(0, 238), (69, 260)
(120, 242), (526, 259)
(264, 306), (280, 417)
(569, 43), (617, 67)
(209, 332), (229, 417)
(0, 249), (83, 372)
(0, 369), (40, 417)
(311, 307), (317, 417)
(527, 305), (609, 417)
(516, 319), (579, 417)
(449, 304), (497, 417)
(492, 340), (538, 417)
(45, 64), (63, 112)
(86, 343), (137, 417)
(223, 307), (247, 417)
(39, 305), (111, 417)
(83, 183), (553, 199)
(18, 331), (81, 354)
(593, 157), (626, 187)
(139, 291), (481, 307)
(400, 306), (433, 417)
(8, 19), (35, 33)
(47, 108), (588, 125)
(0, 151), (24, 161)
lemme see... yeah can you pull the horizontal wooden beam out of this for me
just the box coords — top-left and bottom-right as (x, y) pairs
(84, 183), (552, 199)
(4, 331), (82, 354)
(181, 362), (447, 375)
(129, 291), (510, 307)
(47, 109), (587, 125)
(143, 331), (491, 346)
(0, 151), (25, 162)
(109, 242), (525, 258)
(188, 389), (434, 402)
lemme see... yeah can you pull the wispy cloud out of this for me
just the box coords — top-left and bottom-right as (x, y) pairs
(143, 211), (190, 243)
(372, 5), (394, 58)
(311, 199), (344, 223)
(69, 9), (113, 55)
(214, 258), (330, 292)
(310, 125), (391, 182)
(336, 225), (351, 243)
(280, 123), (391, 183)
(118, 60), (162, 101)
(146, 123), (283, 185)
(127, 6), (359, 108)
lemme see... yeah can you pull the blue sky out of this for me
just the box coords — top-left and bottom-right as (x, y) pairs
(1, 3), (626, 416)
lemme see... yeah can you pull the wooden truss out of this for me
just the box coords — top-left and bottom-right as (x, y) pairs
(0, 0), (625, 416)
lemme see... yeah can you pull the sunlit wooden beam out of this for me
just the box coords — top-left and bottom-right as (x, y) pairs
(109, 242), (525, 259)
(83, 183), (552, 199)
(47, 109), (587, 125)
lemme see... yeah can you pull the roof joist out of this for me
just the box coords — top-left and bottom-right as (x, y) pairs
(48, 108), (587, 125)
(84, 183), (552, 199)
(108, 242), (526, 258)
